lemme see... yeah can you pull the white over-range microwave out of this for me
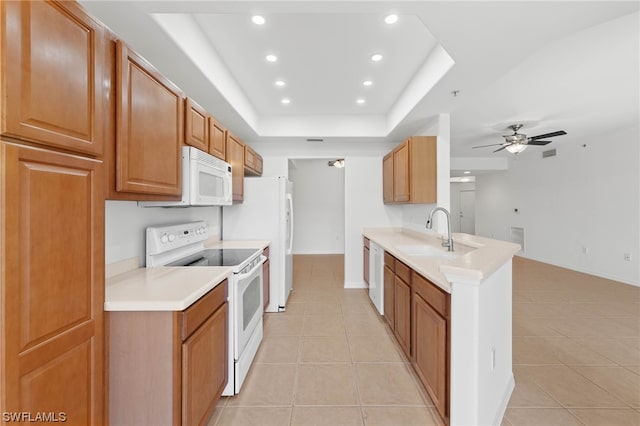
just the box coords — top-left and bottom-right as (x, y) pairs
(140, 146), (232, 207)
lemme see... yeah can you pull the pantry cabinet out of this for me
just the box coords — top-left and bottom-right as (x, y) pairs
(1, 0), (108, 157)
(226, 132), (245, 203)
(114, 40), (184, 198)
(412, 271), (450, 421)
(185, 98), (210, 152)
(382, 136), (437, 204)
(109, 281), (228, 426)
(0, 142), (105, 424)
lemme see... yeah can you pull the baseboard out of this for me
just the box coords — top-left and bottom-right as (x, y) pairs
(492, 373), (515, 426)
(344, 280), (368, 289)
(516, 254), (639, 287)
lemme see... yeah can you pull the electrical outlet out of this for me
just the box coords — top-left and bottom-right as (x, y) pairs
(582, 246), (588, 255)
(624, 253), (632, 261)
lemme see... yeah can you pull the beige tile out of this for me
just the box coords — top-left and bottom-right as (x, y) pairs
(345, 315), (389, 336)
(627, 366), (640, 374)
(304, 302), (343, 315)
(295, 363), (358, 406)
(215, 407), (292, 426)
(349, 334), (403, 363)
(508, 372), (561, 407)
(227, 364), (296, 406)
(569, 408), (640, 426)
(206, 405), (224, 426)
(300, 335), (351, 363)
(362, 407), (437, 426)
(513, 316), (564, 337)
(254, 335), (300, 364)
(539, 337), (615, 365)
(283, 302), (306, 315)
(571, 366), (640, 407)
(264, 315), (305, 336)
(303, 314), (346, 336)
(355, 363), (426, 406)
(547, 317), (637, 338)
(504, 408), (583, 425)
(571, 337), (640, 366)
(513, 303), (566, 318)
(291, 406), (363, 426)
(518, 365), (627, 408)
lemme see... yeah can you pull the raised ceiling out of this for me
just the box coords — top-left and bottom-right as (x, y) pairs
(80, 1), (639, 160)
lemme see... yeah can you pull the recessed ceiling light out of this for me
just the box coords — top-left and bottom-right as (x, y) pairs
(281, 98), (291, 105)
(252, 15), (265, 25)
(362, 80), (373, 87)
(356, 98), (366, 105)
(384, 14), (398, 24)
(464, 171), (471, 174)
(275, 80), (286, 87)
(371, 54), (383, 62)
(266, 54), (278, 63)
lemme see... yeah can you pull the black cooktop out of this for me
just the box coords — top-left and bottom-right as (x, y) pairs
(167, 248), (259, 267)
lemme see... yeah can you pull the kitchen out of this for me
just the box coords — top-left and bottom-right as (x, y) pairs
(1, 1), (639, 426)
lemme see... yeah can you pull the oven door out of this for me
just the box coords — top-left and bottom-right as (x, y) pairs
(234, 256), (265, 358)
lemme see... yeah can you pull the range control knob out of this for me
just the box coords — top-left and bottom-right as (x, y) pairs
(200, 227), (206, 235)
(168, 234), (176, 242)
(160, 234), (169, 244)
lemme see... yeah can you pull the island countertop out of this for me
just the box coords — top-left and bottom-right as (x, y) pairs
(363, 228), (520, 292)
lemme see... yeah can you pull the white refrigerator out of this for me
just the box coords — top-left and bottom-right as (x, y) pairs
(223, 177), (293, 312)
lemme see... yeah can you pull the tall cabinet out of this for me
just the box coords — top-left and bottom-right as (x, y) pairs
(1, 1), (106, 423)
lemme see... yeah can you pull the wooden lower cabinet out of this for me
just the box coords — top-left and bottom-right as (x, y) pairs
(0, 142), (104, 424)
(394, 275), (411, 358)
(363, 238), (370, 285)
(412, 271), (450, 422)
(383, 265), (395, 329)
(108, 281), (228, 426)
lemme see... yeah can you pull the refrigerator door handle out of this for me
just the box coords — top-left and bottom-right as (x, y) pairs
(286, 194), (294, 254)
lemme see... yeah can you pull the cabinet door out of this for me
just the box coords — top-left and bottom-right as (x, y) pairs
(263, 258), (270, 310)
(182, 303), (228, 426)
(363, 246), (370, 285)
(383, 266), (395, 329)
(185, 98), (209, 152)
(1, 142), (104, 424)
(2, 1), (106, 156)
(394, 276), (411, 358)
(413, 294), (447, 419)
(393, 142), (410, 202)
(382, 153), (394, 203)
(209, 118), (226, 160)
(226, 133), (244, 203)
(116, 40), (183, 196)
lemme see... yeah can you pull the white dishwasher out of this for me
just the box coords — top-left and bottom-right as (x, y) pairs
(368, 241), (385, 315)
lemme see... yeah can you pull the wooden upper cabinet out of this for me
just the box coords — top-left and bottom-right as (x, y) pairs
(226, 132), (245, 203)
(383, 136), (437, 204)
(1, 142), (104, 424)
(1, 0), (107, 157)
(185, 97), (210, 152)
(115, 40), (184, 197)
(244, 145), (263, 176)
(209, 117), (227, 160)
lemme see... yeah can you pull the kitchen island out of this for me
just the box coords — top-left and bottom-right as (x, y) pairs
(363, 228), (520, 426)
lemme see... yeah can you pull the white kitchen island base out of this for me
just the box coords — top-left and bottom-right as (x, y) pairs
(448, 260), (514, 426)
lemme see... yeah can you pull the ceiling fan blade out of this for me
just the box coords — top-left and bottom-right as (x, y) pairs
(493, 145), (508, 153)
(472, 143), (506, 149)
(527, 140), (552, 146)
(529, 130), (567, 140)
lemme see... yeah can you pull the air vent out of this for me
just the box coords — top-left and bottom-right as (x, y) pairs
(542, 149), (557, 158)
(306, 138), (324, 142)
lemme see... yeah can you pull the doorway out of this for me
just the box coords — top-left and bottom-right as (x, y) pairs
(459, 189), (475, 234)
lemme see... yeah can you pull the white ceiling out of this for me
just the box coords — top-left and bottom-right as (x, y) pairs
(80, 1), (639, 166)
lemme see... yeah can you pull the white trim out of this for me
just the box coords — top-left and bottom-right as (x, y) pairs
(344, 280), (368, 289)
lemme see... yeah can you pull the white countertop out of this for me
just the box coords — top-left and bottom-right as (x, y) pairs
(105, 266), (232, 311)
(363, 228), (520, 293)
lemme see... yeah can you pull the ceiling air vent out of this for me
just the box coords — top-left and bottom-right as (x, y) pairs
(542, 148), (557, 158)
(306, 138), (324, 142)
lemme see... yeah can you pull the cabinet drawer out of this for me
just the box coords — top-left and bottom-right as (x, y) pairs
(395, 260), (411, 284)
(384, 252), (396, 271)
(181, 280), (228, 340)
(412, 272), (448, 318)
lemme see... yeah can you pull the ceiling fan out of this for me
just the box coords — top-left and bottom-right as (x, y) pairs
(473, 124), (567, 154)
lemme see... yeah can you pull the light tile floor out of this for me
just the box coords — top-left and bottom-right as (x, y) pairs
(209, 255), (640, 426)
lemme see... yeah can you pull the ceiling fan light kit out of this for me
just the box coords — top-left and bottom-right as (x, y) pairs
(473, 123), (567, 155)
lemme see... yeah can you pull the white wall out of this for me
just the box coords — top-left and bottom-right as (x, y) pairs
(451, 182), (476, 233)
(105, 201), (221, 266)
(475, 124), (639, 286)
(289, 159), (345, 254)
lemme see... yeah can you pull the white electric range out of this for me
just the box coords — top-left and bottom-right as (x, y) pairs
(146, 221), (265, 396)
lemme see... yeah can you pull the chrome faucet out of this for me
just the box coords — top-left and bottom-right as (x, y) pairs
(426, 207), (454, 252)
